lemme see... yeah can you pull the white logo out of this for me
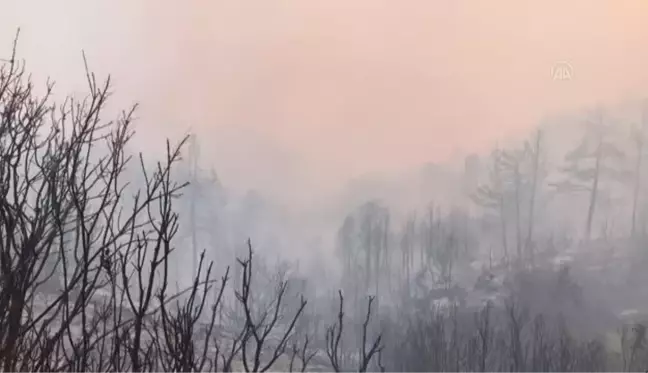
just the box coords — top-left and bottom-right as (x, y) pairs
(552, 62), (573, 81)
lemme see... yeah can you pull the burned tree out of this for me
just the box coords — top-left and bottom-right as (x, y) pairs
(630, 104), (647, 239)
(552, 108), (629, 241)
(472, 148), (510, 264)
(497, 130), (546, 266)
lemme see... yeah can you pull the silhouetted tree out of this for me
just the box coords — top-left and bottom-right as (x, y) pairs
(472, 148), (510, 264)
(553, 108), (629, 241)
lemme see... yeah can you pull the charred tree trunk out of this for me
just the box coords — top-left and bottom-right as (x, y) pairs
(585, 138), (602, 242)
(525, 130), (542, 264)
(632, 108), (646, 238)
(514, 163), (522, 264)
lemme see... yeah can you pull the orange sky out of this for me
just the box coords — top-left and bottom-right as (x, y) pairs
(2, 1), (648, 202)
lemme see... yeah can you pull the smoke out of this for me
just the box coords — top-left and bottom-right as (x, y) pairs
(2, 1), (648, 255)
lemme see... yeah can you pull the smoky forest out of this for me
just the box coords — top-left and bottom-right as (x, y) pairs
(3, 11), (648, 373)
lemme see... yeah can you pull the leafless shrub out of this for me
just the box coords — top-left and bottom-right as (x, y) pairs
(235, 240), (308, 372)
(380, 291), (612, 372)
(0, 35), (322, 372)
(325, 290), (383, 372)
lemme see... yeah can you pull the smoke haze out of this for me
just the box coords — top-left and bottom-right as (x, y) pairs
(2, 0), (648, 205)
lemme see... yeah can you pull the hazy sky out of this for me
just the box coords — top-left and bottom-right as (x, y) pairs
(2, 1), (648, 203)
